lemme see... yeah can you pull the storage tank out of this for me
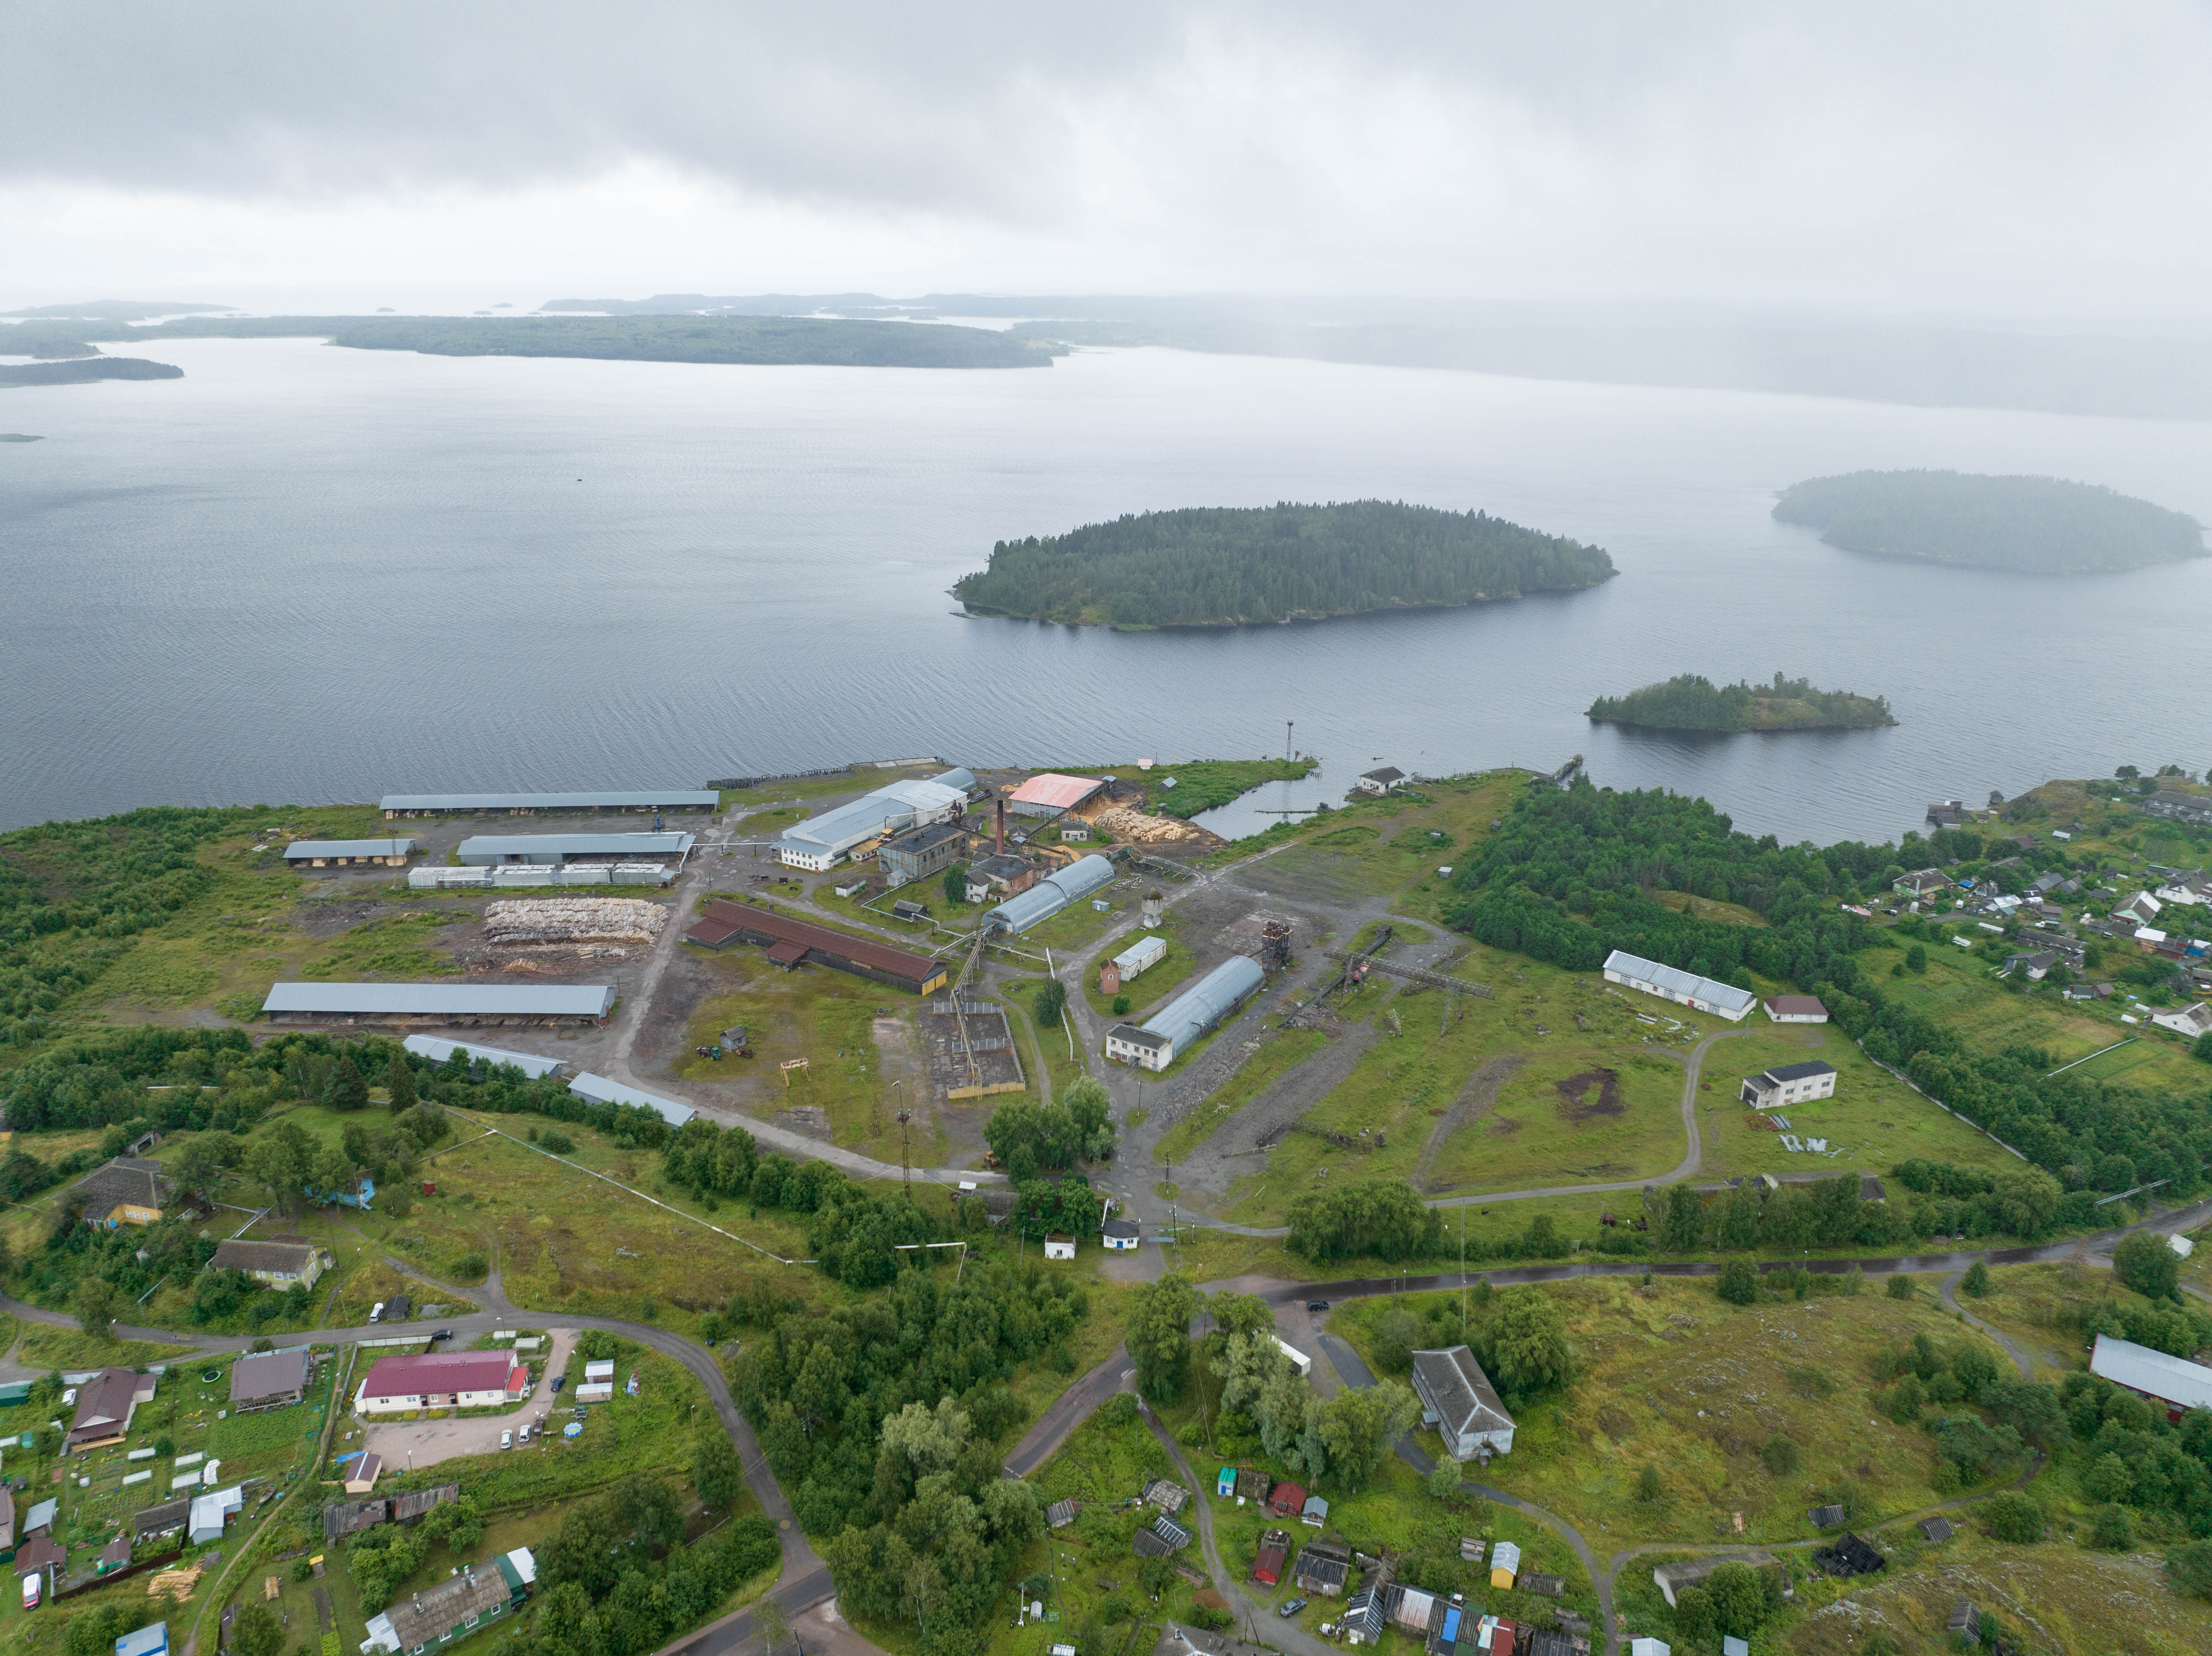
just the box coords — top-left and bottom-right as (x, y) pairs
(983, 853), (1116, 934)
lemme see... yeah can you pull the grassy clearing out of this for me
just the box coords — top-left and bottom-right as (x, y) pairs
(1698, 1023), (2022, 1184)
(1002, 978), (1090, 1103)
(669, 966), (938, 1165)
(350, 1116), (822, 1326)
(1942, 1260), (2129, 1379)
(1080, 923), (1200, 1023)
(1649, 888), (1769, 927)
(1155, 1026), (1333, 1165)
(1332, 1275), (2014, 1564)
(14, 1322), (194, 1369)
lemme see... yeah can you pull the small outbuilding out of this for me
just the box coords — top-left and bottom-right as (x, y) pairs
(1268, 1481), (1309, 1519)
(1301, 1494), (1328, 1528)
(1354, 768), (1406, 795)
(115, 1623), (168, 1656)
(1103, 1216), (1141, 1251)
(1489, 1539), (1521, 1589)
(284, 839), (413, 868)
(1252, 1528), (1289, 1587)
(1762, 995), (1829, 1023)
(1807, 1504), (1846, 1529)
(1918, 1515), (1955, 1543)
(1043, 1234), (1076, 1260)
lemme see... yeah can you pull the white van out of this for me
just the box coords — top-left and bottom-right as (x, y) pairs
(369, 1301), (386, 1323)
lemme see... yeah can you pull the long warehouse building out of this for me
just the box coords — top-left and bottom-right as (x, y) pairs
(456, 832), (695, 866)
(775, 768), (976, 871)
(686, 901), (949, 994)
(402, 1035), (569, 1079)
(382, 790), (717, 818)
(1104, 954), (1266, 1071)
(263, 984), (615, 1028)
(1601, 949), (1757, 1022)
(982, 854), (1116, 934)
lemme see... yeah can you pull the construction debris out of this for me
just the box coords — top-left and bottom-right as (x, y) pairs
(483, 898), (669, 948)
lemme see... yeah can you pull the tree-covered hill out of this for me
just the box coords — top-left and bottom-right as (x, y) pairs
(1587, 672), (1894, 732)
(1773, 469), (2205, 574)
(953, 500), (1615, 627)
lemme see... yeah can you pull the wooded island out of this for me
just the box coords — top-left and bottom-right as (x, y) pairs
(1774, 469), (2206, 574)
(1587, 672), (1895, 733)
(954, 500), (1615, 627)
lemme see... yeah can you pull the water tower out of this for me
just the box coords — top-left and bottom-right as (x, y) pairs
(1143, 889), (1164, 928)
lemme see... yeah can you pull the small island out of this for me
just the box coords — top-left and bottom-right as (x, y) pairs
(0, 357), (183, 388)
(953, 500), (1615, 628)
(1587, 672), (1896, 733)
(1774, 469), (2206, 574)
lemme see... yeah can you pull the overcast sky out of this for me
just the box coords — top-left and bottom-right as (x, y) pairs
(8, 2), (2212, 319)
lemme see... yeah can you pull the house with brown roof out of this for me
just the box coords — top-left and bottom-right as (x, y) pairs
(210, 1238), (330, 1290)
(69, 1367), (156, 1452)
(685, 900), (949, 995)
(230, 1349), (312, 1412)
(74, 1157), (174, 1228)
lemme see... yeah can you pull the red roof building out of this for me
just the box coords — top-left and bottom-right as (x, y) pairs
(1253, 1528), (1290, 1587)
(1268, 1481), (1309, 1518)
(1007, 774), (1106, 816)
(356, 1351), (527, 1414)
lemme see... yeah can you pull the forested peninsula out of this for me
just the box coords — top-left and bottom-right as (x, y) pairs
(1587, 672), (1895, 733)
(2, 314), (1063, 371)
(1774, 469), (2206, 574)
(0, 357), (183, 388)
(953, 500), (1615, 628)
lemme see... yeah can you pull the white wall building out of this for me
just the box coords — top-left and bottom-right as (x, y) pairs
(1602, 950), (1756, 1022)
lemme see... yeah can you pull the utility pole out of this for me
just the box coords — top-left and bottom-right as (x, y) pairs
(1286, 720), (1294, 762)
(896, 1104), (913, 1197)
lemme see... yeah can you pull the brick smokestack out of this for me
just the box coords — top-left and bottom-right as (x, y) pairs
(995, 796), (1004, 855)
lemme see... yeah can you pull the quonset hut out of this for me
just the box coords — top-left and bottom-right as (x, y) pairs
(1104, 955), (1265, 1071)
(981, 855), (1116, 935)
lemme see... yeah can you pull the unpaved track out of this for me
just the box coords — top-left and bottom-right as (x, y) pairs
(1171, 1018), (1384, 1196)
(1413, 1052), (1522, 1192)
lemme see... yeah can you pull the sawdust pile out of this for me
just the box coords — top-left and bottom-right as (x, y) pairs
(484, 898), (668, 947)
(1092, 805), (1204, 844)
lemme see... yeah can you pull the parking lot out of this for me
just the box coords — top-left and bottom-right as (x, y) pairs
(360, 1328), (578, 1471)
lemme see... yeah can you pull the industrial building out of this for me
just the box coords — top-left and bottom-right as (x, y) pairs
(567, 1072), (695, 1126)
(686, 900), (950, 994)
(1100, 934), (1166, 995)
(381, 791), (717, 818)
(1601, 949), (1757, 1021)
(965, 852), (1040, 904)
(284, 838), (414, 867)
(775, 768), (976, 870)
(410, 863), (673, 889)
(2089, 1333), (2212, 1421)
(982, 854), (1116, 934)
(878, 820), (968, 888)
(1007, 773), (1106, 818)
(261, 983), (616, 1028)
(455, 831), (694, 867)
(1104, 954), (1266, 1071)
(402, 1035), (569, 1079)
(1410, 1345), (1516, 1459)
(1739, 1061), (1837, 1110)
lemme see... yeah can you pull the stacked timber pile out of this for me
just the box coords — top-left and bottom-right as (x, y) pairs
(1092, 805), (1205, 844)
(483, 898), (669, 948)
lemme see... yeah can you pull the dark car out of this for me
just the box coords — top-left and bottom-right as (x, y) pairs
(1278, 1599), (1307, 1618)
(429, 1328), (453, 1342)
(551, 1375), (565, 1392)
(1305, 1300), (1330, 1313)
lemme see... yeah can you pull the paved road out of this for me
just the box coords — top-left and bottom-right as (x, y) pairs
(1003, 1341), (1132, 1476)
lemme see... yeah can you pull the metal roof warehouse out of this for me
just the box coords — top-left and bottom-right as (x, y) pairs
(382, 791), (717, 817)
(262, 984), (615, 1027)
(456, 832), (695, 865)
(1602, 949), (1757, 1021)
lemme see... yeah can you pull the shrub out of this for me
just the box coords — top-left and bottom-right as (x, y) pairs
(540, 1130), (576, 1155)
(1716, 1259), (1758, 1304)
(1759, 1434), (1800, 1476)
(2168, 1539), (2212, 1599)
(1959, 1260), (1990, 1297)
(1637, 1463), (1661, 1502)
(1111, 996), (1131, 1016)
(1979, 1491), (2045, 1543)
(2114, 1229), (2181, 1301)
(1886, 1273), (1915, 1299)
(2089, 1503), (2134, 1550)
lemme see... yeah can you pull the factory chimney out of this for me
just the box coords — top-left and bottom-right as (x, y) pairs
(995, 797), (1005, 856)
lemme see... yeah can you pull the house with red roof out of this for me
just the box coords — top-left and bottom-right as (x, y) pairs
(355, 1351), (528, 1414)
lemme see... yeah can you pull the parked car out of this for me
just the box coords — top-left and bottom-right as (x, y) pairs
(23, 1573), (41, 1609)
(500, 1429), (513, 1450)
(551, 1375), (566, 1393)
(429, 1328), (453, 1342)
(1277, 1599), (1307, 1619)
(517, 1424), (531, 1444)
(1305, 1300), (1330, 1313)
(369, 1301), (386, 1323)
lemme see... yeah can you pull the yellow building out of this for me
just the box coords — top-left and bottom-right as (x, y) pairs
(74, 1157), (174, 1228)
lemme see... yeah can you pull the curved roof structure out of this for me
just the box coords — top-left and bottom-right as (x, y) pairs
(776, 768), (973, 863)
(983, 853), (1116, 933)
(1140, 955), (1264, 1055)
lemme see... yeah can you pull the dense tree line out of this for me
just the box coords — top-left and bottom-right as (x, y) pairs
(1586, 672), (1893, 732)
(954, 501), (1615, 627)
(982, 1077), (1115, 1177)
(1446, 781), (2212, 1206)
(1774, 469), (2206, 575)
(728, 1260), (1081, 1653)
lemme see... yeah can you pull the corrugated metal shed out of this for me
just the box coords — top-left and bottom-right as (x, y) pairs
(457, 831), (694, 865)
(2090, 1333), (2212, 1412)
(983, 854), (1116, 933)
(402, 1035), (567, 1079)
(263, 984), (615, 1017)
(777, 771), (972, 865)
(1602, 949), (1758, 1018)
(1008, 773), (1105, 814)
(567, 1073), (695, 1125)
(284, 839), (415, 860)
(380, 791), (717, 812)
(1139, 955), (1265, 1058)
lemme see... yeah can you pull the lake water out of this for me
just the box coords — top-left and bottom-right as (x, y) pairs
(4, 336), (2210, 843)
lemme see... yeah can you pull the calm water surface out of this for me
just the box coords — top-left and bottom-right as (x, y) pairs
(3, 338), (2209, 842)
